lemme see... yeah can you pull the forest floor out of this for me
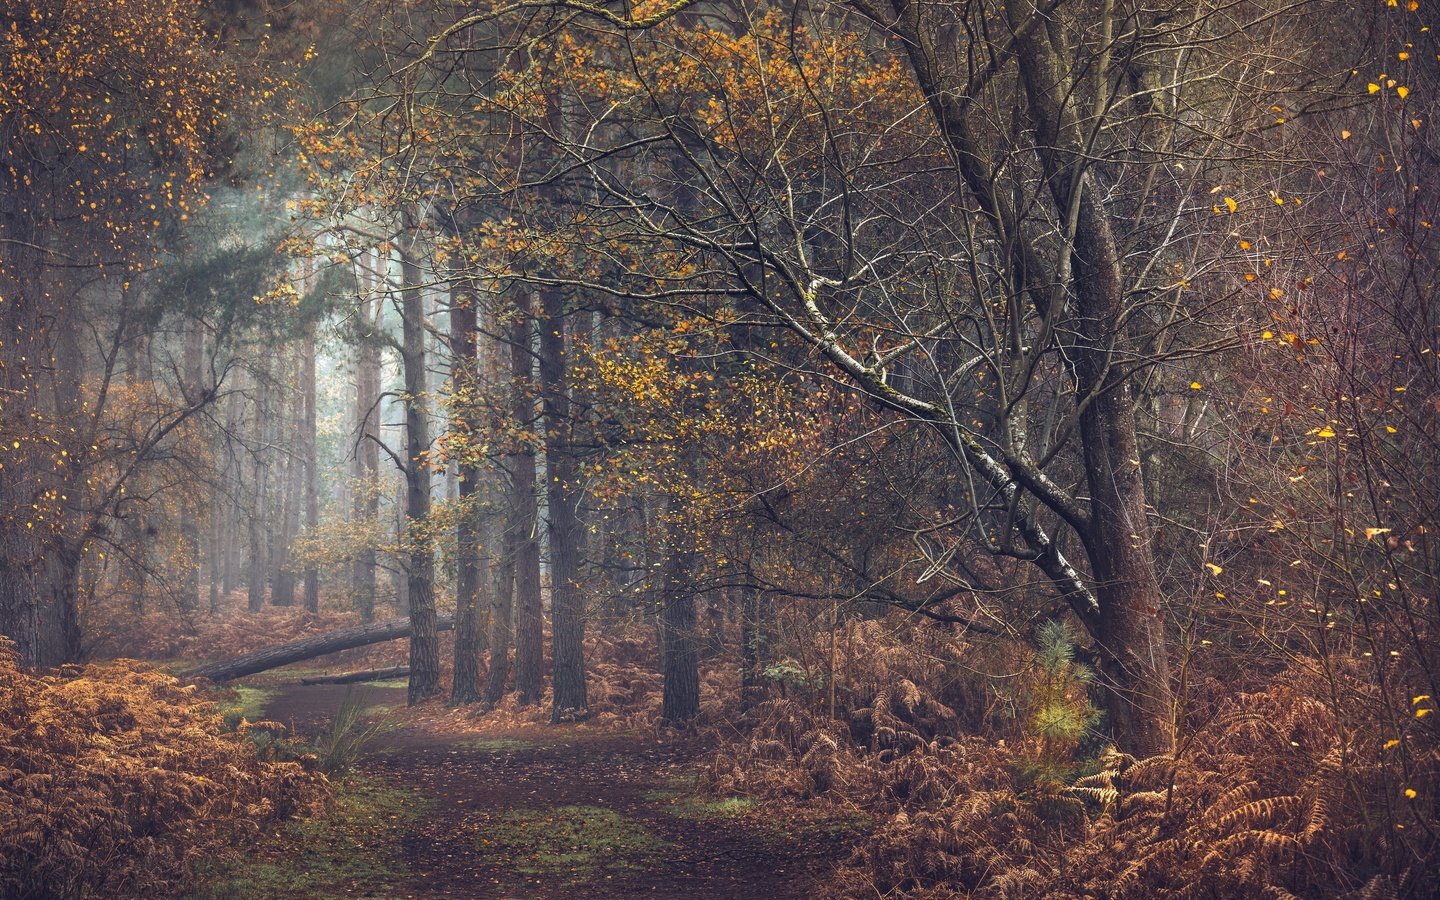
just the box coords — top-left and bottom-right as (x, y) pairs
(186, 680), (864, 899)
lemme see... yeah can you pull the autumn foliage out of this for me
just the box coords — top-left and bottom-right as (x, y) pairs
(0, 642), (324, 898)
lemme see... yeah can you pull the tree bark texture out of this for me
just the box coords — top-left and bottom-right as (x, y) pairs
(352, 279), (382, 622)
(302, 321), (320, 613)
(661, 527), (700, 723)
(507, 298), (544, 706)
(399, 230), (441, 704)
(450, 284), (485, 705)
(540, 287), (587, 721)
(193, 615), (456, 682)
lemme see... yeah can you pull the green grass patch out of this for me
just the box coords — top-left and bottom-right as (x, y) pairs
(644, 785), (755, 820)
(457, 736), (536, 753)
(186, 774), (429, 899)
(218, 685), (276, 726)
(479, 804), (669, 884)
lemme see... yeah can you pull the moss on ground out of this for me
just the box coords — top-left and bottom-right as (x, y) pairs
(478, 804), (669, 884)
(185, 774), (428, 899)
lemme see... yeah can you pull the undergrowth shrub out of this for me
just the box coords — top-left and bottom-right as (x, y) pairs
(86, 592), (363, 662)
(701, 613), (1440, 898)
(0, 643), (326, 899)
(311, 687), (395, 775)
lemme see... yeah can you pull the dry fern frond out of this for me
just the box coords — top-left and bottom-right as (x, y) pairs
(0, 644), (325, 897)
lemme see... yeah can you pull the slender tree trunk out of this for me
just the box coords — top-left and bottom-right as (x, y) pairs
(540, 287), (587, 721)
(247, 371), (272, 612)
(208, 505), (222, 614)
(352, 283), (382, 622)
(506, 299), (544, 706)
(120, 334), (152, 613)
(178, 320), (205, 614)
(739, 583), (764, 712)
(220, 367), (246, 598)
(399, 227), (441, 704)
(271, 367), (301, 608)
(301, 322), (320, 613)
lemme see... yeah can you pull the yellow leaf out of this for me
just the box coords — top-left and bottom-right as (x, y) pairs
(1406, 788), (1418, 799)
(1397, 86), (1410, 99)
(1341, 129), (1352, 139)
(1269, 287), (1285, 300)
(1239, 239), (1252, 250)
(1262, 330), (1274, 339)
(1417, 708), (1433, 718)
(1369, 83), (1382, 94)
(1204, 562), (1223, 576)
(1414, 695), (1432, 704)
(1190, 381), (1203, 390)
(1365, 527), (1392, 539)
(1224, 196), (1238, 213)
(1317, 426), (1337, 438)
(1385, 739), (1401, 749)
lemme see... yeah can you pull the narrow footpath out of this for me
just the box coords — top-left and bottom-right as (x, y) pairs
(192, 682), (859, 899)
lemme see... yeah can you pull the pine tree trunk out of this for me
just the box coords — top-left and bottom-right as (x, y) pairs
(271, 366), (301, 608)
(661, 539), (700, 724)
(507, 297), (545, 706)
(450, 284), (485, 705)
(352, 273), (382, 622)
(484, 524), (516, 706)
(540, 287), (587, 721)
(399, 227), (441, 704)
(120, 334), (152, 613)
(247, 370), (273, 612)
(177, 321), (205, 614)
(302, 322), (320, 613)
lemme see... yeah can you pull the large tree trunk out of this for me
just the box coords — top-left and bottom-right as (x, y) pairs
(507, 298), (545, 706)
(540, 287), (587, 721)
(1003, 0), (1174, 756)
(484, 523), (517, 705)
(399, 227), (441, 704)
(192, 615), (457, 682)
(450, 283), (486, 705)
(660, 537), (700, 724)
(0, 178), (44, 665)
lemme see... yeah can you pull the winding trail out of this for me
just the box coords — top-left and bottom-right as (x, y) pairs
(217, 682), (856, 899)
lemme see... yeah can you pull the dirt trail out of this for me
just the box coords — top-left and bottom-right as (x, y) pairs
(236, 682), (856, 899)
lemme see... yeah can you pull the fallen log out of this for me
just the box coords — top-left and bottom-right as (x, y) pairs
(189, 615), (455, 682)
(299, 665), (411, 685)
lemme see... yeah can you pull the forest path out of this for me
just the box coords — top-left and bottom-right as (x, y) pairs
(193, 681), (857, 899)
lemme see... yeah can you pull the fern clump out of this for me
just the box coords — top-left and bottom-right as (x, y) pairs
(0, 643), (326, 897)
